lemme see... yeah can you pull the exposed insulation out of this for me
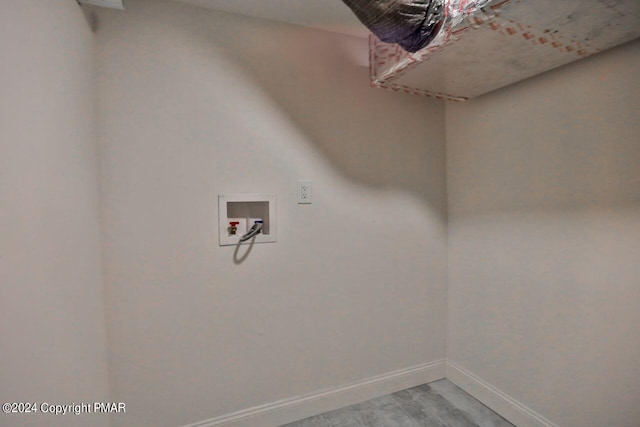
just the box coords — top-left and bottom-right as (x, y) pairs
(367, 0), (640, 100)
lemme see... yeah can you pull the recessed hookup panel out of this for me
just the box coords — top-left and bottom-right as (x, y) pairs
(218, 194), (277, 246)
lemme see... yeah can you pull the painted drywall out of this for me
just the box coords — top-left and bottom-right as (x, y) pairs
(95, 1), (447, 426)
(0, 2), (110, 427)
(446, 40), (640, 427)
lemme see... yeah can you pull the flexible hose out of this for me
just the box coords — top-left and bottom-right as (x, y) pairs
(239, 222), (262, 243)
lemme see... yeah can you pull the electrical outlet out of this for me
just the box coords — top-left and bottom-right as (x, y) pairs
(297, 180), (312, 204)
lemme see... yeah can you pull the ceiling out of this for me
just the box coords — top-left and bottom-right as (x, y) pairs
(173, 0), (370, 38)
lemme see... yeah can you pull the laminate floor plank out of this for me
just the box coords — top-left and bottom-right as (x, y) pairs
(281, 379), (515, 427)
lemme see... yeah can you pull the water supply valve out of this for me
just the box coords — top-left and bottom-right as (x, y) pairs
(228, 221), (240, 236)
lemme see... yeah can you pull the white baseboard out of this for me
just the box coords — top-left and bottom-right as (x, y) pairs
(446, 361), (558, 427)
(181, 359), (446, 427)
(181, 359), (559, 427)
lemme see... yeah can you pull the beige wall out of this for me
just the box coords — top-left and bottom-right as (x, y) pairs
(446, 40), (640, 427)
(0, 2), (110, 427)
(5, 2), (637, 427)
(95, 1), (447, 426)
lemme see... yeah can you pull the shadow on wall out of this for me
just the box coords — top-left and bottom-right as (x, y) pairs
(445, 40), (640, 427)
(96, 0), (446, 219)
(191, 6), (447, 216)
(447, 39), (640, 217)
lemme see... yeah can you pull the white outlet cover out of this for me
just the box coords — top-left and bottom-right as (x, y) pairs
(297, 180), (312, 204)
